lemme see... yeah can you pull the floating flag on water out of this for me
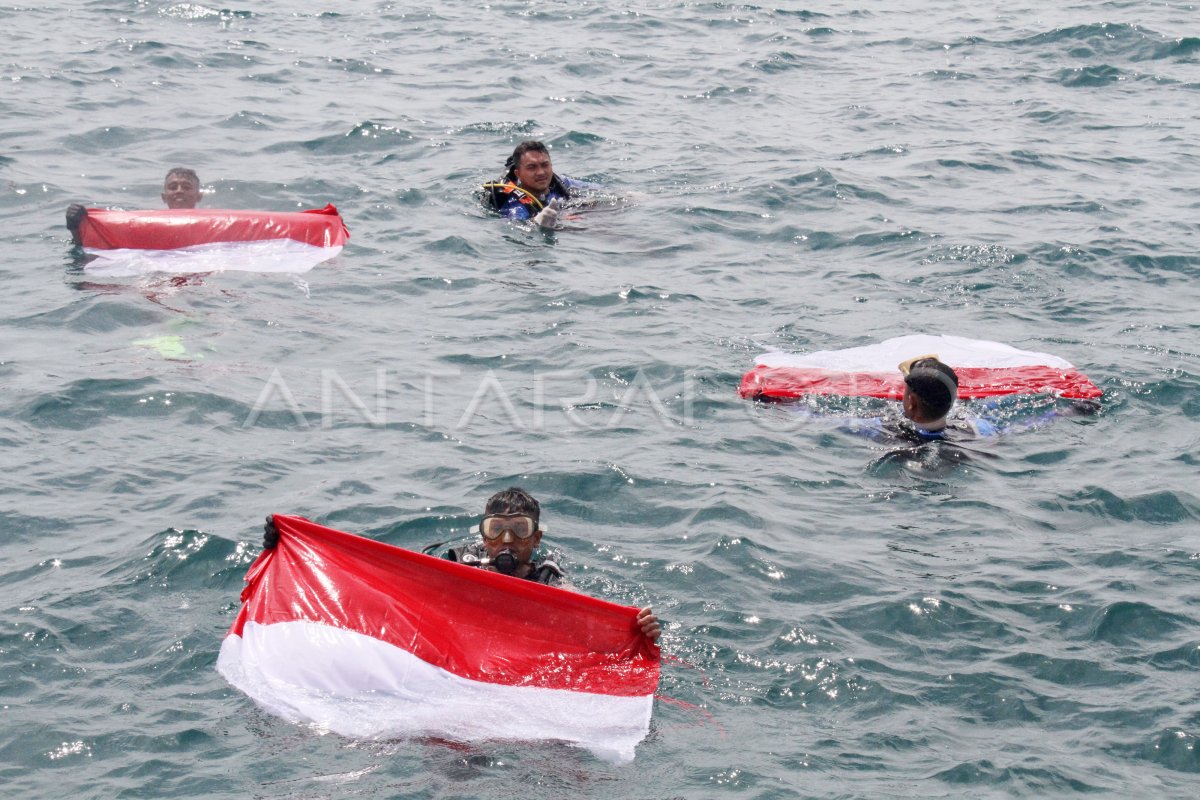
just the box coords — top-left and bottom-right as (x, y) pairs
(79, 204), (349, 276)
(739, 334), (1101, 401)
(217, 515), (660, 763)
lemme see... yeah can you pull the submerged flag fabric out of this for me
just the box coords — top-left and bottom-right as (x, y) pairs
(217, 515), (660, 763)
(739, 334), (1102, 401)
(79, 204), (349, 276)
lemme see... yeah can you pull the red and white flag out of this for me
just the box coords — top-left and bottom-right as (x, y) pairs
(79, 204), (349, 276)
(217, 515), (660, 762)
(739, 334), (1101, 401)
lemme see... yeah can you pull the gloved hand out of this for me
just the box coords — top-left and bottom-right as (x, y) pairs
(532, 198), (562, 229)
(262, 515), (279, 549)
(65, 204), (87, 244)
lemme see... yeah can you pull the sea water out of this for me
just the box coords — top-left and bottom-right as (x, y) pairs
(1, 2), (1198, 797)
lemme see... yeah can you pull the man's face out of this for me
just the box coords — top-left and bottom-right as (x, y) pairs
(162, 174), (202, 209)
(480, 514), (542, 566)
(514, 151), (554, 195)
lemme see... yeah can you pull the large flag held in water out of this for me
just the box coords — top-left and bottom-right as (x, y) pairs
(739, 334), (1102, 401)
(217, 515), (660, 762)
(79, 204), (349, 277)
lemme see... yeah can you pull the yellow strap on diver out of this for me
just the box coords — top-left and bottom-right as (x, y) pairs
(483, 182), (544, 212)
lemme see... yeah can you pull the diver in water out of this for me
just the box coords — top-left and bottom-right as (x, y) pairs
(441, 486), (564, 584)
(897, 355), (963, 439)
(481, 141), (600, 229)
(65, 167), (202, 245)
(261, 486), (662, 641)
(840, 354), (1098, 444)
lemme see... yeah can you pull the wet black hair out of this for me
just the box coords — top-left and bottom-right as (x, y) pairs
(484, 486), (541, 526)
(164, 167), (200, 187)
(904, 358), (959, 421)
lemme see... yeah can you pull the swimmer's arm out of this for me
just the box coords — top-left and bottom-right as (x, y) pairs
(836, 415), (891, 441)
(501, 202), (532, 221)
(561, 176), (606, 194)
(969, 406), (1069, 436)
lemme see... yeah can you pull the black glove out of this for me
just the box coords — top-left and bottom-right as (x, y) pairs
(262, 515), (279, 549)
(66, 204), (87, 244)
(66, 203), (87, 228)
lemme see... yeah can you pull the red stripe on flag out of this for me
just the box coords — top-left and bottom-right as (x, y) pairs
(738, 365), (1102, 400)
(230, 516), (660, 697)
(80, 204), (349, 250)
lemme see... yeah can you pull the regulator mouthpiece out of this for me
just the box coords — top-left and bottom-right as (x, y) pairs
(492, 549), (518, 575)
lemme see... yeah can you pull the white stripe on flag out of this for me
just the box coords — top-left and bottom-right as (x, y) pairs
(84, 240), (342, 277)
(755, 334), (1075, 371)
(218, 620), (654, 764)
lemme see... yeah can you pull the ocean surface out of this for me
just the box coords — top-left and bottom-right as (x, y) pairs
(2, 1), (1199, 797)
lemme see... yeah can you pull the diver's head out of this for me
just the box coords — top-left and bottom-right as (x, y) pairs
(479, 487), (543, 574)
(162, 167), (202, 209)
(506, 140), (554, 195)
(900, 355), (958, 427)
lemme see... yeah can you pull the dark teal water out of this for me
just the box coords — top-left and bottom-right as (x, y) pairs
(2, 2), (1199, 797)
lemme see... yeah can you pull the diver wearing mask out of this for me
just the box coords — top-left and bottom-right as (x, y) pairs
(443, 487), (563, 585)
(443, 489), (661, 643)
